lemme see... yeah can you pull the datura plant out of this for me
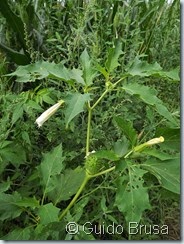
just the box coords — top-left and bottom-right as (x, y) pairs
(3, 44), (180, 240)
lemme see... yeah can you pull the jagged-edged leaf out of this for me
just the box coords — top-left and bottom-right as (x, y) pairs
(80, 49), (97, 86)
(7, 61), (49, 82)
(0, 192), (22, 221)
(0, 180), (11, 193)
(105, 40), (123, 73)
(115, 163), (150, 223)
(48, 167), (85, 205)
(122, 82), (177, 125)
(15, 197), (40, 208)
(113, 117), (137, 146)
(38, 144), (65, 194)
(0, 142), (26, 169)
(64, 92), (91, 127)
(38, 203), (60, 225)
(127, 57), (162, 77)
(127, 57), (180, 81)
(11, 102), (24, 125)
(142, 158), (180, 194)
(70, 68), (85, 85)
(2, 227), (32, 240)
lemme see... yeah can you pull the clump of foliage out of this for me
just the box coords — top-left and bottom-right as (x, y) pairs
(0, 0), (180, 241)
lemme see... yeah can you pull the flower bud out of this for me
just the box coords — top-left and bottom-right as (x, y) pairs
(35, 100), (64, 127)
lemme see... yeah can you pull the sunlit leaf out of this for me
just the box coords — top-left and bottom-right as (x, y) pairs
(80, 49), (97, 86)
(64, 92), (91, 127)
(105, 40), (123, 73)
(122, 82), (177, 125)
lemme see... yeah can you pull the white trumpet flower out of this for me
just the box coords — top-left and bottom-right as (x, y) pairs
(146, 136), (164, 146)
(35, 100), (64, 128)
(134, 136), (164, 152)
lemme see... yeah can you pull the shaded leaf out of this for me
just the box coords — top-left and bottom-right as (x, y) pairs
(142, 148), (179, 161)
(155, 127), (180, 151)
(48, 167), (85, 205)
(2, 227), (32, 240)
(114, 116), (137, 146)
(142, 158), (180, 194)
(38, 144), (65, 194)
(15, 197), (40, 208)
(38, 203), (60, 225)
(0, 192), (22, 221)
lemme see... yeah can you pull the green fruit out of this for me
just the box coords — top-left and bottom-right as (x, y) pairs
(85, 155), (103, 175)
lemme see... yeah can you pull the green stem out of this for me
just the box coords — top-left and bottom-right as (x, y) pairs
(91, 89), (109, 110)
(90, 166), (115, 178)
(86, 102), (92, 155)
(59, 172), (91, 221)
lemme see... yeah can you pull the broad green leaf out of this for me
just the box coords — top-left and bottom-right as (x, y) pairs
(127, 57), (180, 81)
(70, 68), (85, 85)
(38, 203), (60, 225)
(2, 227), (32, 240)
(113, 137), (129, 157)
(0, 142), (26, 169)
(0, 179), (11, 193)
(127, 57), (162, 77)
(95, 63), (109, 79)
(115, 163), (150, 223)
(105, 40), (123, 73)
(11, 102), (24, 125)
(113, 117), (137, 146)
(142, 148), (179, 161)
(142, 158), (180, 194)
(0, 192), (22, 221)
(38, 144), (65, 194)
(64, 92), (90, 127)
(80, 49), (97, 86)
(155, 127), (180, 151)
(46, 62), (70, 80)
(94, 150), (120, 161)
(8, 62), (49, 82)
(122, 82), (177, 125)
(48, 167), (85, 205)
(161, 67), (180, 81)
(15, 197), (40, 208)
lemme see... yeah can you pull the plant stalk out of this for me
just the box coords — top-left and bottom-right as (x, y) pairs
(86, 102), (92, 155)
(59, 172), (91, 221)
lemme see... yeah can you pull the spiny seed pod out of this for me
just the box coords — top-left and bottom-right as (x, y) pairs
(85, 154), (103, 175)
